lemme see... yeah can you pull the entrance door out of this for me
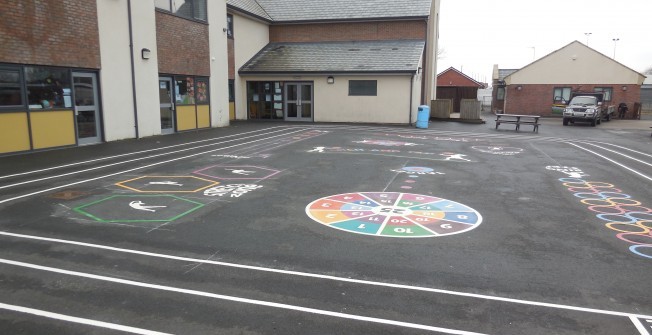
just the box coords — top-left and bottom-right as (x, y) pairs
(285, 83), (313, 121)
(159, 77), (175, 134)
(73, 72), (102, 145)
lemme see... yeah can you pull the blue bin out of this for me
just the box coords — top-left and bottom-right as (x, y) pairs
(416, 105), (430, 129)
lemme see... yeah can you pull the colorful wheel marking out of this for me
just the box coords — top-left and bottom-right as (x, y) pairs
(306, 192), (483, 238)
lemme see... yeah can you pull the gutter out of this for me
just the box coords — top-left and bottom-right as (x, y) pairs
(127, 0), (140, 138)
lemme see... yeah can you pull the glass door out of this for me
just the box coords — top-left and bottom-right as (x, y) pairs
(73, 72), (102, 145)
(159, 77), (175, 134)
(285, 83), (313, 121)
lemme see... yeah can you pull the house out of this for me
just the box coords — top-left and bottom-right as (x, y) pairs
(436, 67), (484, 114)
(0, 0), (440, 156)
(492, 41), (646, 116)
(642, 76), (652, 112)
(227, 0), (440, 124)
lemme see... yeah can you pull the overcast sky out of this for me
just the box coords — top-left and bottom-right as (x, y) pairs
(437, 0), (652, 85)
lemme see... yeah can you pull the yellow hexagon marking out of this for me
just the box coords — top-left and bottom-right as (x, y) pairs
(116, 176), (219, 193)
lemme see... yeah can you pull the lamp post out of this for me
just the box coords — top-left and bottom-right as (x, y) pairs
(612, 38), (620, 59)
(584, 32), (592, 46)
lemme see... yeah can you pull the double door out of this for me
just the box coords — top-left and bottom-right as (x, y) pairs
(285, 83), (312, 121)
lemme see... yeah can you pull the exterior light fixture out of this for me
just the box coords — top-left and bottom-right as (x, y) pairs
(622, 86), (627, 91)
(516, 85), (523, 91)
(141, 48), (151, 60)
(327, 76), (335, 84)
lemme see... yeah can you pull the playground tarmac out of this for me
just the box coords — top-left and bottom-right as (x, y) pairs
(0, 115), (651, 334)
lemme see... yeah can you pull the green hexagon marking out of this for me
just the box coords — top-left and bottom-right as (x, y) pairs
(74, 195), (205, 223)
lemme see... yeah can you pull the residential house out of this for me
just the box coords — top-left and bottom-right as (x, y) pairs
(436, 67), (484, 114)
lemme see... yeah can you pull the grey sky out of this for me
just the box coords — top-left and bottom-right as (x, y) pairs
(437, 0), (652, 85)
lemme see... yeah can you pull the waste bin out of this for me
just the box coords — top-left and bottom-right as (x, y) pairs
(416, 105), (430, 128)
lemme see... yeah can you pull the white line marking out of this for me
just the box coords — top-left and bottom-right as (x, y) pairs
(577, 142), (652, 167)
(0, 128), (294, 191)
(1, 231), (650, 320)
(0, 302), (172, 335)
(630, 316), (651, 335)
(0, 129), (307, 204)
(590, 141), (652, 159)
(0, 258), (485, 335)
(567, 143), (652, 182)
(0, 127), (288, 180)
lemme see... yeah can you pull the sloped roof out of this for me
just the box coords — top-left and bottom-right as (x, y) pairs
(437, 67), (484, 87)
(239, 40), (425, 74)
(227, 0), (432, 23)
(498, 69), (518, 81)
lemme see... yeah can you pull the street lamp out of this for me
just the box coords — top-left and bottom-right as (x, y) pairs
(612, 38), (620, 59)
(584, 33), (592, 46)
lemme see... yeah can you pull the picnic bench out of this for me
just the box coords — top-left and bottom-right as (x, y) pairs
(495, 114), (540, 132)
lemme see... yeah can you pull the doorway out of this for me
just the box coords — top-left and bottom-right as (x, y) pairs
(73, 72), (102, 145)
(284, 83), (313, 121)
(159, 77), (175, 134)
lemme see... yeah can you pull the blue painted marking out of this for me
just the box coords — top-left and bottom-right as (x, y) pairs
(443, 212), (479, 224)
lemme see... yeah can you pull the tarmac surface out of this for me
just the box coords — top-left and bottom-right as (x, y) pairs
(0, 112), (651, 334)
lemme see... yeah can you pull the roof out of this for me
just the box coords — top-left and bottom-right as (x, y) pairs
(498, 69), (518, 81)
(239, 40), (425, 75)
(227, 0), (432, 23)
(436, 67), (484, 88)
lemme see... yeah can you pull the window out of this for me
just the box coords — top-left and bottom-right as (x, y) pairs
(228, 79), (234, 102)
(496, 87), (505, 101)
(196, 77), (209, 104)
(594, 87), (613, 102)
(227, 14), (234, 39)
(553, 87), (571, 103)
(156, 0), (207, 21)
(349, 80), (377, 96)
(25, 66), (71, 109)
(0, 67), (23, 108)
(175, 77), (195, 104)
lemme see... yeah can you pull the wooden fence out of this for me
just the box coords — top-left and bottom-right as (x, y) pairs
(431, 99), (451, 118)
(460, 99), (481, 120)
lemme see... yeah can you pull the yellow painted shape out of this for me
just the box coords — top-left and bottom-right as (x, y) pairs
(115, 175), (219, 193)
(229, 102), (235, 120)
(176, 105), (197, 131)
(197, 104), (210, 128)
(0, 112), (31, 154)
(30, 110), (75, 149)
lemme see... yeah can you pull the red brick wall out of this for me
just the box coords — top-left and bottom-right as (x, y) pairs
(505, 84), (641, 116)
(269, 21), (427, 43)
(0, 0), (100, 68)
(228, 38), (235, 79)
(155, 11), (210, 76)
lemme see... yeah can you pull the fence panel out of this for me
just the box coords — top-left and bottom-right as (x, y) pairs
(460, 99), (481, 120)
(431, 99), (451, 118)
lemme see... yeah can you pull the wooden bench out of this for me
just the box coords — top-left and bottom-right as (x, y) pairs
(495, 114), (541, 132)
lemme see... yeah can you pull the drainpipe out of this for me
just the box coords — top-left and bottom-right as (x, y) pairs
(409, 74), (415, 126)
(127, 0), (140, 138)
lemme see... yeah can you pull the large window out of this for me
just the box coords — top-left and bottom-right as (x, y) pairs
(227, 14), (234, 39)
(155, 0), (207, 21)
(25, 66), (72, 109)
(0, 67), (23, 109)
(496, 87), (505, 101)
(228, 79), (235, 102)
(594, 87), (613, 102)
(553, 87), (571, 103)
(196, 78), (209, 104)
(174, 76), (209, 105)
(349, 80), (377, 96)
(247, 81), (283, 120)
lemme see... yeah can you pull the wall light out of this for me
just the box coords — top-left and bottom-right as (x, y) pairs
(141, 48), (151, 60)
(516, 85), (523, 91)
(622, 86), (628, 91)
(327, 76), (335, 84)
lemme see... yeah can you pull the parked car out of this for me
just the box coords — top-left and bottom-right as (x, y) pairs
(562, 92), (614, 126)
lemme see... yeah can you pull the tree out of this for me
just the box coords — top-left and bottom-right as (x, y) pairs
(644, 66), (652, 75)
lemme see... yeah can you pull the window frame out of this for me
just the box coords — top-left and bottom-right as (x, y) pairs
(553, 87), (571, 103)
(593, 87), (613, 102)
(348, 80), (377, 96)
(227, 14), (234, 39)
(195, 77), (210, 105)
(0, 65), (25, 111)
(496, 87), (505, 101)
(155, 0), (207, 22)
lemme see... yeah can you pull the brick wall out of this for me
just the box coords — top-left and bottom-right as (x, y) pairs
(505, 84), (641, 116)
(0, 0), (100, 68)
(228, 38), (235, 79)
(155, 11), (210, 76)
(269, 20), (426, 43)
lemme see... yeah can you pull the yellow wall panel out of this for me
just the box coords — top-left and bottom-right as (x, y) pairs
(176, 105), (197, 131)
(197, 105), (210, 128)
(0, 112), (31, 154)
(30, 110), (76, 150)
(229, 102), (235, 120)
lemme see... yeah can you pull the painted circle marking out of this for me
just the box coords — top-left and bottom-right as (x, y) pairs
(306, 192), (483, 238)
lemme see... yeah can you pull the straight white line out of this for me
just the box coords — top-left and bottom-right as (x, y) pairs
(567, 143), (652, 182)
(591, 141), (652, 159)
(0, 129), (307, 204)
(0, 128), (294, 190)
(0, 127), (288, 180)
(0, 258), (486, 335)
(630, 316), (651, 335)
(1, 231), (650, 320)
(577, 142), (652, 167)
(0, 302), (172, 335)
